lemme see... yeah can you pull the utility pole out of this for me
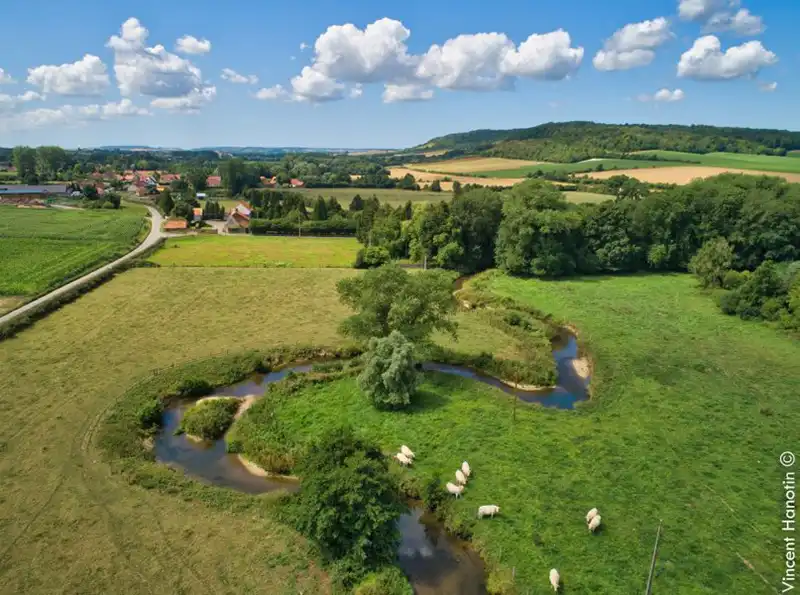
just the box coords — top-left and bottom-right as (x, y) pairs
(645, 520), (663, 595)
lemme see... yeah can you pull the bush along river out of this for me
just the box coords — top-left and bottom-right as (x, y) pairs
(154, 332), (589, 593)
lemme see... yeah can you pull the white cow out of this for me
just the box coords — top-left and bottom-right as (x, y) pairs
(395, 453), (412, 467)
(549, 568), (560, 592)
(400, 445), (415, 459)
(445, 482), (464, 498)
(588, 514), (602, 533)
(461, 461), (471, 477)
(477, 505), (500, 519)
(455, 469), (468, 485)
(586, 508), (599, 524)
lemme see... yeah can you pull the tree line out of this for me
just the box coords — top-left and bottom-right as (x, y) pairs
(417, 121), (800, 162)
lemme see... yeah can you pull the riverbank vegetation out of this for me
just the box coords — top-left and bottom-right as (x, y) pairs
(178, 397), (240, 440)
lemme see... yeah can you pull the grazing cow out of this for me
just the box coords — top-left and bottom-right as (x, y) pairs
(400, 445), (415, 459)
(549, 568), (560, 592)
(588, 515), (602, 533)
(477, 505), (500, 519)
(395, 453), (412, 467)
(462, 461), (471, 477)
(586, 508), (599, 524)
(446, 482), (464, 498)
(456, 469), (468, 485)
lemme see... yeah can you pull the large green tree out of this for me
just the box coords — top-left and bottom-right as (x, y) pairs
(12, 146), (38, 184)
(689, 238), (735, 288)
(336, 264), (457, 343)
(358, 331), (418, 410)
(294, 427), (405, 578)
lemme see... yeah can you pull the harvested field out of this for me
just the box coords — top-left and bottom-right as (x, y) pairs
(389, 167), (524, 190)
(587, 166), (800, 185)
(416, 156), (541, 173)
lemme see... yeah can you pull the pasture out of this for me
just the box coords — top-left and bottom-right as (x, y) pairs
(633, 150), (800, 174)
(0, 205), (146, 299)
(0, 261), (794, 593)
(149, 235), (360, 268)
(562, 191), (614, 204)
(225, 270), (799, 593)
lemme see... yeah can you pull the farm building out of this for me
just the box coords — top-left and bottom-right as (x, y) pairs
(0, 185), (69, 202)
(224, 210), (250, 233)
(159, 173), (181, 183)
(163, 219), (189, 231)
(206, 175), (222, 188)
(290, 178), (305, 188)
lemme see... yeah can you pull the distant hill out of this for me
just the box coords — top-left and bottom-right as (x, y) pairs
(417, 121), (800, 163)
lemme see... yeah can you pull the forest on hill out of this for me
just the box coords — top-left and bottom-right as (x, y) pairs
(417, 121), (800, 163)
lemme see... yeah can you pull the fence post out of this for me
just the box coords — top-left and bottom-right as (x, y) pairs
(645, 520), (663, 595)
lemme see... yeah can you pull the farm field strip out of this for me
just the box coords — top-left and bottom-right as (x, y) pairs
(149, 235), (360, 268)
(412, 156), (542, 173)
(587, 166), (800, 185)
(388, 167), (524, 189)
(473, 158), (690, 178)
(633, 150), (800, 173)
(289, 186), (452, 205)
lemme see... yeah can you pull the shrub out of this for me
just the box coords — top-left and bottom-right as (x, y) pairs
(354, 246), (391, 269)
(421, 473), (448, 513)
(353, 566), (413, 595)
(175, 378), (213, 398)
(294, 426), (405, 584)
(722, 269), (748, 290)
(358, 331), (418, 410)
(178, 398), (239, 440)
(137, 399), (163, 429)
(689, 238), (734, 288)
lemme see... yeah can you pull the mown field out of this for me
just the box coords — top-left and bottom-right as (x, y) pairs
(634, 150), (800, 174)
(0, 267), (355, 595)
(0, 205), (147, 299)
(416, 157), (541, 174)
(150, 235), (360, 268)
(562, 191), (614, 204)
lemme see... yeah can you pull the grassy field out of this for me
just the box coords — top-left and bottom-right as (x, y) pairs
(149, 235), (360, 268)
(475, 158), (688, 178)
(634, 150), (800, 173)
(0, 205), (146, 298)
(232, 271), (798, 593)
(292, 187), (451, 206)
(0, 267), (356, 595)
(563, 191), (614, 204)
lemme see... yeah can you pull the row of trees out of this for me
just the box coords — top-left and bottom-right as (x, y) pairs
(357, 174), (799, 279)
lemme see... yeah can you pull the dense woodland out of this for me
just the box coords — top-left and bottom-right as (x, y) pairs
(419, 121), (800, 162)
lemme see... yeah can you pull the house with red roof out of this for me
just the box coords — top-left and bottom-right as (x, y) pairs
(290, 178), (305, 188)
(206, 175), (222, 188)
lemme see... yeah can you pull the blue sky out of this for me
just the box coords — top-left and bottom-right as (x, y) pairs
(0, 0), (796, 148)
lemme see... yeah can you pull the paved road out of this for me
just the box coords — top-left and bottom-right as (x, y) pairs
(0, 205), (164, 327)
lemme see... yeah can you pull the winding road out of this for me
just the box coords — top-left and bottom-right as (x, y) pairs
(0, 205), (164, 327)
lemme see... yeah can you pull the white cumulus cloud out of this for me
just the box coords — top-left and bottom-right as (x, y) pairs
(638, 88), (685, 102)
(255, 85), (289, 100)
(107, 17), (216, 112)
(0, 99), (149, 132)
(150, 87), (216, 113)
(706, 9), (764, 35)
(221, 68), (258, 84)
(0, 91), (44, 112)
(176, 35), (212, 55)
(758, 81), (777, 92)
(264, 18), (582, 103)
(593, 17), (672, 71)
(349, 84), (363, 99)
(26, 54), (110, 96)
(0, 68), (15, 84)
(382, 83), (434, 103)
(678, 35), (777, 79)
(679, 0), (765, 36)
